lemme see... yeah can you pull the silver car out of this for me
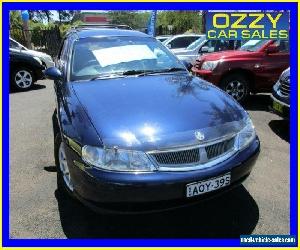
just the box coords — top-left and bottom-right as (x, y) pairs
(9, 37), (54, 68)
(163, 34), (203, 50)
(173, 37), (242, 65)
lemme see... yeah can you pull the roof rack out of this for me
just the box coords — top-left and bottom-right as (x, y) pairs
(74, 24), (132, 30)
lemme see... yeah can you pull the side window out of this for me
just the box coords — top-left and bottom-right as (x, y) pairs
(215, 40), (231, 51)
(10, 40), (20, 49)
(169, 37), (187, 49)
(203, 40), (217, 52)
(187, 36), (200, 45)
(169, 37), (199, 49)
(274, 40), (290, 53)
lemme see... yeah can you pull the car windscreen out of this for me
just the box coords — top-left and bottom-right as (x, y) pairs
(70, 36), (186, 81)
(157, 37), (168, 43)
(239, 40), (270, 52)
(186, 36), (206, 50)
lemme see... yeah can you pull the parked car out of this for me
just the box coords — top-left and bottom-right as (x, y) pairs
(156, 35), (172, 43)
(163, 34), (203, 50)
(44, 26), (260, 213)
(192, 39), (290, 102)
(9, 37), (54, 68)
(270, 67), (290, 119)
(173, 36), (243, 65)
(10, 50), (45, 90)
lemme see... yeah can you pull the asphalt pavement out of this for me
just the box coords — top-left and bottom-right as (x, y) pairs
(9, 80), (290, 239)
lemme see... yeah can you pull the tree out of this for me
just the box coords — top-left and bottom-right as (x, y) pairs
(108, 11), (136, 28)
(28, 10), (53, 23)
(9, 11), (23, 29)
(157, 11), (202, 35)
(57, 10), (76, 24)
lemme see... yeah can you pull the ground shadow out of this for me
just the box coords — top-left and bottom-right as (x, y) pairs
(269, 119), (290, 143)
(243, 94), (270, 112)
(9, 83), (46, 94)
(55, 185), (259, 239)
(44, 166), (57, 172)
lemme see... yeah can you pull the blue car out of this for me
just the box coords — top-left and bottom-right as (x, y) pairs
(44, 25), (260, 213)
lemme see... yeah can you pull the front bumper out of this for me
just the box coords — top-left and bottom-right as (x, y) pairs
(64, 137), (260, 212)
(191, 68), (221, 84)
(270, 94), (290, 119)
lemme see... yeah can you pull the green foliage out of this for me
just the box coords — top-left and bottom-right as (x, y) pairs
(59, 20), (84, 37)
(108, 11), (150, 30)
(157, 11), (202, 34)
(9, 11), (23, 29)
(107, 10), (202, 35)
(9, 11), (24, 44)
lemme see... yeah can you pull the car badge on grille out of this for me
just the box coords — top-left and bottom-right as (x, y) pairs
(195, 131), (205, 141)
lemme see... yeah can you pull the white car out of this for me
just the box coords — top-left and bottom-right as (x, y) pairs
(9, 37), (54, 68)
(173, 36), (243, 65)
(162, 34), (203, 50)
(156, 35), (172, 43)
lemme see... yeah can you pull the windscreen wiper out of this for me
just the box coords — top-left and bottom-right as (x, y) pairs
(90, 73), (124, 81)
(90, 68), (187, 80)
(122, 67), (187, 77)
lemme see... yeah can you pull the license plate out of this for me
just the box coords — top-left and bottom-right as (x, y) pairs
(186, 173), (231, 198)
(273, 100), (283, 113)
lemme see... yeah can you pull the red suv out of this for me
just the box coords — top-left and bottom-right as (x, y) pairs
(192, 40), (290, 102)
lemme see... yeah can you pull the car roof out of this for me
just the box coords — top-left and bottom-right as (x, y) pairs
(70, 28), (150, 39)
(170, 34), (203, 38)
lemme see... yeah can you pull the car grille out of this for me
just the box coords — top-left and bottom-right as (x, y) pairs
(205, 137), (235, 159)
(278, 78), (290, 97)
(149, 137), (235, 166)
(151, 148), (200, 165)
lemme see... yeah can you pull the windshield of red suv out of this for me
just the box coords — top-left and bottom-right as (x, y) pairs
(239, 40), (270, 52)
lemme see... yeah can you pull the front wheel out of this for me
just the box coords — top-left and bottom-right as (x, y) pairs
(220, 74), (249, 103)
(11, 68), (34, 90)
(54, 134), (74, 195)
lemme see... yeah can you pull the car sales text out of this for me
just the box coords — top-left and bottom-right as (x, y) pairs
(207, 13), (288, 39)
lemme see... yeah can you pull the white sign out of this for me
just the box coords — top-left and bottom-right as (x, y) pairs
(92, 45), (156, 67)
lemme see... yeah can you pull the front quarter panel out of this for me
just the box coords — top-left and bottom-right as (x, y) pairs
(55, 81), (102, 147)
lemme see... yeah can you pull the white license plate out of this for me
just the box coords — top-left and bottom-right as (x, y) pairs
(186, 173), (231, 198)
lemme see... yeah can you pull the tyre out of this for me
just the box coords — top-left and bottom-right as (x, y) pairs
(54, 133), (74, 196)
(11, 67), (35, 91)
(220, 73), (250, 102)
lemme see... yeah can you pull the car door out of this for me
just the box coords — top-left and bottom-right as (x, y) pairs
(258, 40), (290, 90)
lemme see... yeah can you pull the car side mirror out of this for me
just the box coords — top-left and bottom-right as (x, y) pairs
(265, 44), (279, 54)
(166, 44), (172, 49)
(201, 46), (209, 53)
(44, 67), (62, 80)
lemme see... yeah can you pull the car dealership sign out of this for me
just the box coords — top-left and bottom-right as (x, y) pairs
(206, 11), (289, 40)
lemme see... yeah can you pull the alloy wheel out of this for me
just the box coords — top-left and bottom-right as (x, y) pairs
(58, 143), (74, 191)
(225, 80), (246, 101)
(14, 70), (33, 89)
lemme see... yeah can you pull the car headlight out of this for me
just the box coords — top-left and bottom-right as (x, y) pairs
(235, 118), (256, 150)
(201, 61), (219, 71)
(82, 146), (156, 172)
(33, 56), (43, 65)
